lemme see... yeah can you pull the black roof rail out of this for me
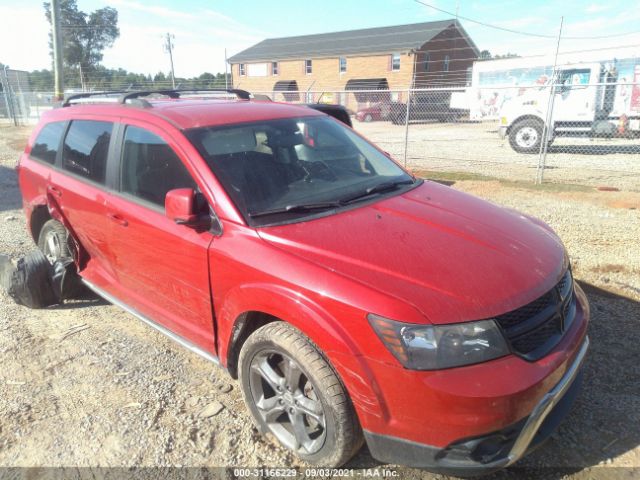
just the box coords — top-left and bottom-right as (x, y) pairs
(173, 88), (252, 100)
(63, 88), (253, 108)
(118, 88), (251, 104)
(62, 91), (129, 107)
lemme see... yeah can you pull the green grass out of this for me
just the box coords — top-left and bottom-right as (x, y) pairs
(413, 169), (593, 193)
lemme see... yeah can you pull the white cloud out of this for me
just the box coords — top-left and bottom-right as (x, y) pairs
(0, 6), (51, 71)
(109, 0), (197, 20)
(586, 3), (609, 14)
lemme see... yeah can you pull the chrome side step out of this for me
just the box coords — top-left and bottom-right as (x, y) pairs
(82, 279), (220, 365)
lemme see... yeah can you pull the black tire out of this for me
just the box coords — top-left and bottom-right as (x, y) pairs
(5, 250), (58, 308)
(37, 219), (72, 264)
(509, 119), (544, 154)
(239, 322), (363, 467)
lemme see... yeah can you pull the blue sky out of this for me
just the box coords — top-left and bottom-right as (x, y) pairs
(1, 0), (639, 77)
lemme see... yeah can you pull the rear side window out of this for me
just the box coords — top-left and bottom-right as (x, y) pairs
(31, 121), (66, 164)
(62, 120), (113, 184)
(121, 126), (196, 207)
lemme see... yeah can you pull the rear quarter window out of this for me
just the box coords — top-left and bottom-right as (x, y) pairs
(62, 120), (113, 184)
(31, 121), (66, 164)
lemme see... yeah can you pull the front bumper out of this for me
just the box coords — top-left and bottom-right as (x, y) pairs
(364, 336), (589, 476)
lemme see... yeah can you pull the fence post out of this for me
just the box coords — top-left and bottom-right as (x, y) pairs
(403, 89), (411, 167)
(536, 17), (564, 184)
(1, 67), (18, 126)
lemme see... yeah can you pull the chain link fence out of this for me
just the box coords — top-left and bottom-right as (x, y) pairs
(3, 71), (639, 191)
(254, 80), (640, 191)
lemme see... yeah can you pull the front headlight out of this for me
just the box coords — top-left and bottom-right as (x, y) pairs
(368, 314), (510, 370)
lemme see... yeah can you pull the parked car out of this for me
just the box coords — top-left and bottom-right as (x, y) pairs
(18, 88), (589, 474)
(356, 102), (391, 122)
(390, 91), (467, 124)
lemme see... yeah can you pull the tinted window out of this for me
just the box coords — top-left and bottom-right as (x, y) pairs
(62, 120), (113, 183)
(31, 121), (66, 164)
(121, 126), (196, 207)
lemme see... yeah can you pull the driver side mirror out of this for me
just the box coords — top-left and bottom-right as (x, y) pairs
(165, 188), (211, 229)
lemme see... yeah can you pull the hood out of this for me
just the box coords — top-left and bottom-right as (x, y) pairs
(257, 181), (567, 324)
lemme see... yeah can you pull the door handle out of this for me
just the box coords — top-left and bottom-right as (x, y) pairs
(107, 213), (128, 227)
(47, 185), (62, 197)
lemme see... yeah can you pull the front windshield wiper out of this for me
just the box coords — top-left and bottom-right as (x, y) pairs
(248, 201), (343, 218)
(248, 179), (416, 219)
(340, 178), (415, 204)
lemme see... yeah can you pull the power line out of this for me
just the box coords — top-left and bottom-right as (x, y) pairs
(414, 0), (640, 40)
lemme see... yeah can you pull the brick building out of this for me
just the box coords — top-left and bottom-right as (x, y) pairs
(228, 19), (479, 101)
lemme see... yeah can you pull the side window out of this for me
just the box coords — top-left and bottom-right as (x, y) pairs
(121, 126), (196, 208)
(31, 121), (66, 164)
(62, 120), (112, 183)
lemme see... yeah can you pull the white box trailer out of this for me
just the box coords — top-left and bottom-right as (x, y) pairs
(464, 50), (640, 153)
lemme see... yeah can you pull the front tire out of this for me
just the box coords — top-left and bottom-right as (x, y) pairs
(509, 119), (544, 154)
(239, 322), (363, 466)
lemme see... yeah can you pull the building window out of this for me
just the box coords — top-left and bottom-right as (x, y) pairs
(305, 59), (312, 74)
(443, 55), (450, 72)
(339, 57), (347, 73)
(272, 62), (279, 75)
(423, 52), (430, 72)
(239, 64), (246, 76)
(391, 53), (401, 71)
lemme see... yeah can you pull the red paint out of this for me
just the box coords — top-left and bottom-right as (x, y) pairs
(18, 99), (589, 455)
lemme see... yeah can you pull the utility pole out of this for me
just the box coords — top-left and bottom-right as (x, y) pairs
(224, 48), (228, 89)
(163, 33), (176, 89)
(51, 0), (64, 101)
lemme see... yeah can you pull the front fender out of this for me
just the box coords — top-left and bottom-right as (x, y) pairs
(216, 282), (390, 422)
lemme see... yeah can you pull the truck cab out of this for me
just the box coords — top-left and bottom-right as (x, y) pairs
(499, 61), (640, 153)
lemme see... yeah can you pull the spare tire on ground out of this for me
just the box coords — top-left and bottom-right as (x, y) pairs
(2, 250), (59, 308)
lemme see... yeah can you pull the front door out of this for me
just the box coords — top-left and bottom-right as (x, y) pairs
(553, 67), (597, 123)
(105, 122), (216, 353)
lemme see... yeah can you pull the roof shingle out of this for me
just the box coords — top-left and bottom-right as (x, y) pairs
(228, 19), (477, 63)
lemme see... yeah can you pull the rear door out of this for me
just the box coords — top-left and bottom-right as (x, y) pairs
(104, 121), (216, 352)
(49, 118), (120, 284)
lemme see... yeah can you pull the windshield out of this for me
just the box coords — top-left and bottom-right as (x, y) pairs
(186, 116), (415, 226)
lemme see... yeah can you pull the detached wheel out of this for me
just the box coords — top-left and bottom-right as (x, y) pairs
(239, 322), (363, 466)
(509, 119), (544, 154)
(37, 219), (72, 264)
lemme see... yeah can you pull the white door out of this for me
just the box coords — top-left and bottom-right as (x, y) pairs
(552, 67), (597, 123)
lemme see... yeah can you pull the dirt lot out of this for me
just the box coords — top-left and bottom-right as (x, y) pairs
(0, 124), (639, 478)
(355, 120), (640, 192)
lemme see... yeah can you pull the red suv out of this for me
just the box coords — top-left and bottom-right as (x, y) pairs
(18, 89), (589, 474)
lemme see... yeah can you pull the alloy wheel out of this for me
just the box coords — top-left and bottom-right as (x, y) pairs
(43, 231), (62, 264)
(249, 350), (327, 454)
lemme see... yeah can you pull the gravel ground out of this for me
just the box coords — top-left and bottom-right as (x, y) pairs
(355, 120), (640, 192)
(0, 125), (639, 478)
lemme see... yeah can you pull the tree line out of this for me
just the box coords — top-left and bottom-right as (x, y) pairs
(27, 68), (229, 92)
(32, 0), (227, 92)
